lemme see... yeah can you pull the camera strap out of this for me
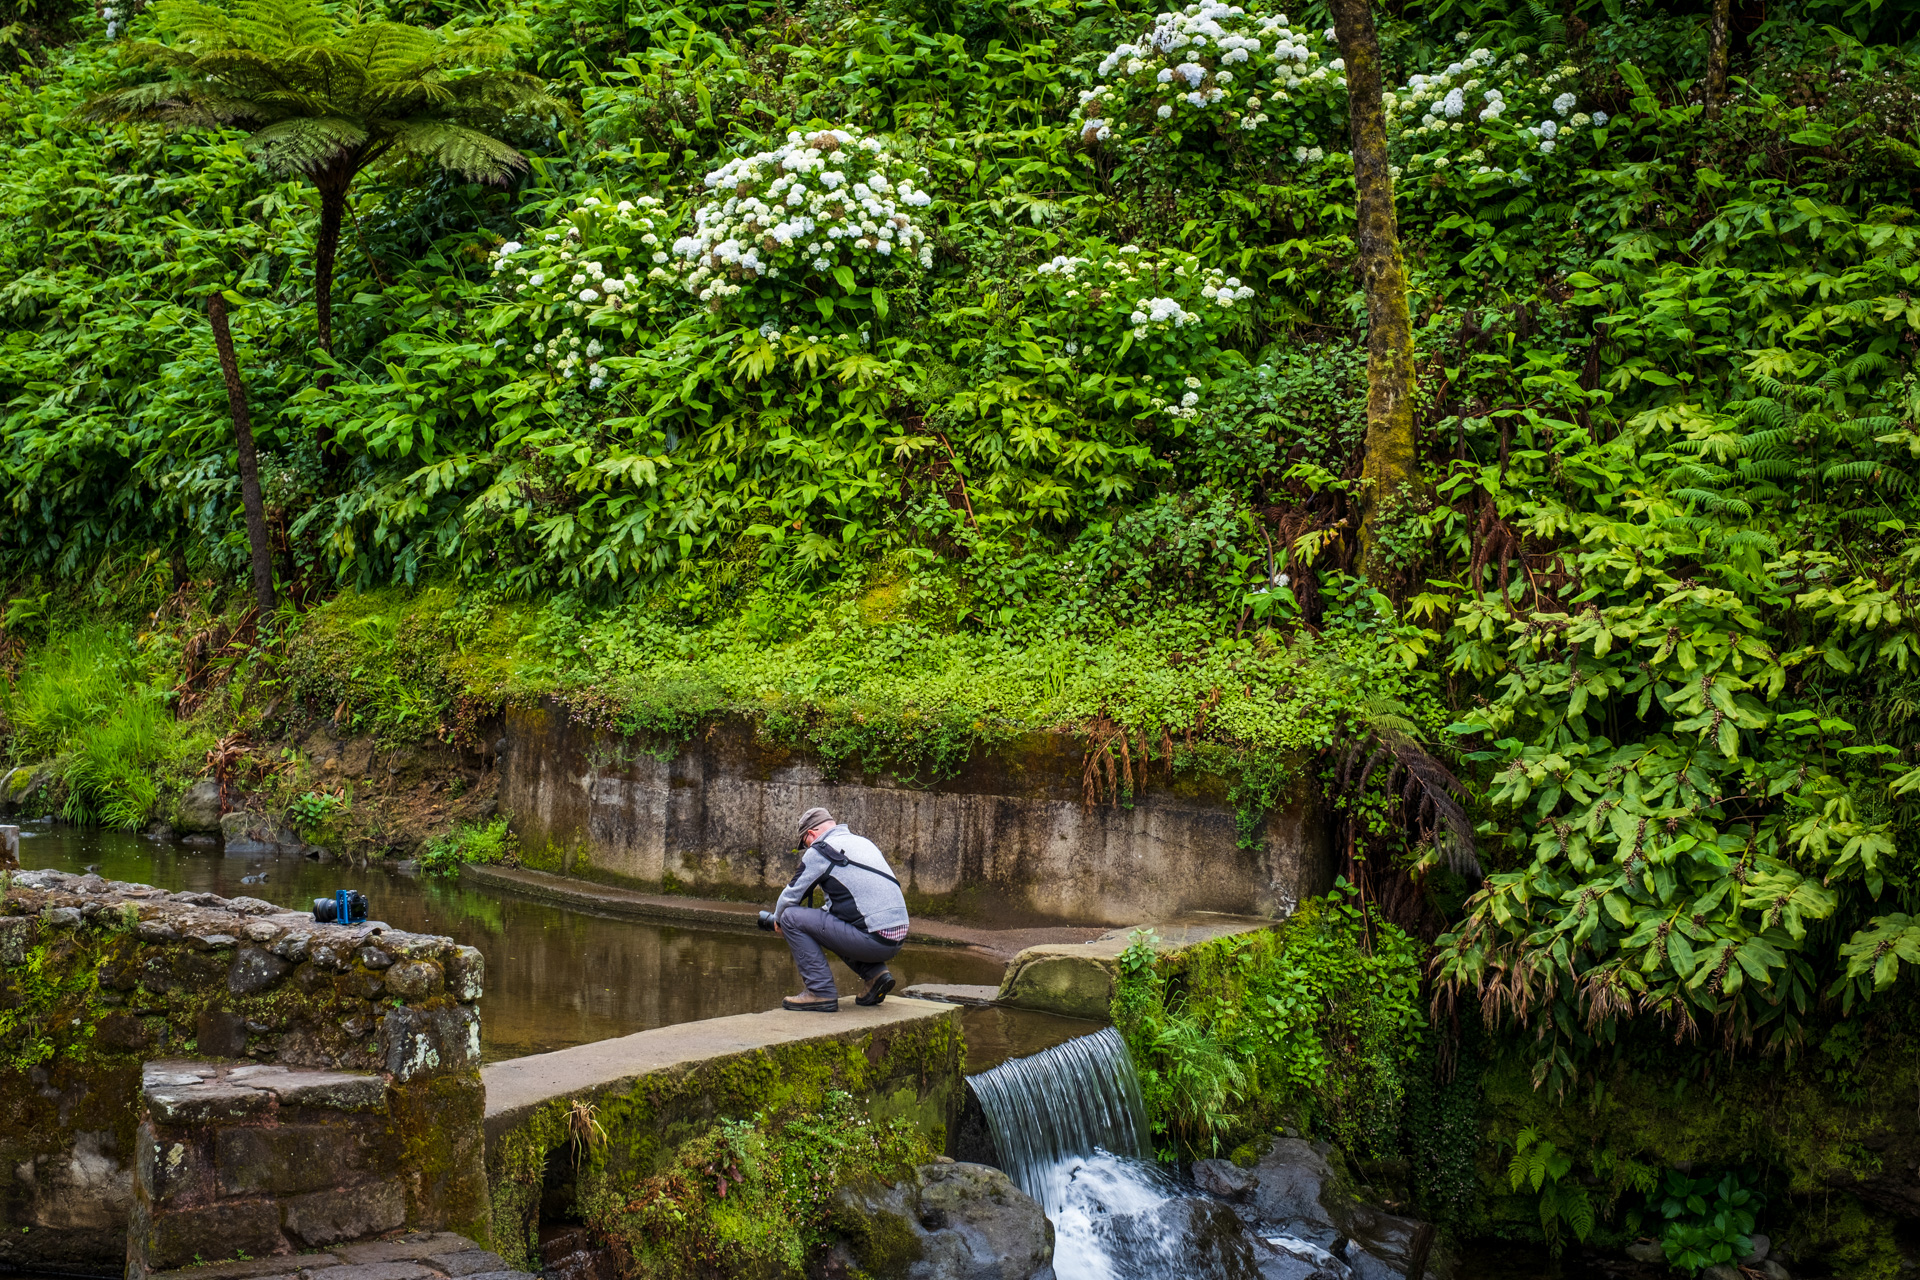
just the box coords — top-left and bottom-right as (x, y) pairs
(811, 839), (902, 887)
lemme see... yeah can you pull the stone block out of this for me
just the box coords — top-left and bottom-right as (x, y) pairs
(378, 1005), (481, 1082)
(282, 1183), (407, 1248)
(0, 914), (37, 964)
(145, 1079), (272, 1126)
(427, 1249), (511, 1276)
(444, 946), (484, 1002)
(335, 1234), (478, 1263)
(156, 1255), (340, 1280)
(384, 960), (442, 1000)
(229, 947), (294, 996)
(197, 1009), (251, 1059)
(304, 1262), (438, 1280)
(214, 1126), (380, 1196)
(273, 1070), (388, 1113)
(139, 1200), (283, 1273)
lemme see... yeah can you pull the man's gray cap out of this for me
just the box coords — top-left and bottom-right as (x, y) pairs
(798, 806), (836, 838)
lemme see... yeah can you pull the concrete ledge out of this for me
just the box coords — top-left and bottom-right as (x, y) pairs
(482, 996), (958, 1139)
(995, 914), (1280, 1021)
(480, 997), (965, 1269)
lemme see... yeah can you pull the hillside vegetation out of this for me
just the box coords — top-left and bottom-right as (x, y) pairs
(7, 0), (1920, 1263)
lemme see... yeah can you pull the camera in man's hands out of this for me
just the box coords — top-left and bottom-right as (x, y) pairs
(312, 890), (370, 925)
(757, 910), (779, 931)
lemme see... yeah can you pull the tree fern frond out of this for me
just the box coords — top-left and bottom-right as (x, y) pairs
(381, 117), (524, 181)
(247, 114), (368, 173)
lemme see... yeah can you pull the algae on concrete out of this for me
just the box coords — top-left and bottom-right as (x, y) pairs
(994, 915), (1279, 1021)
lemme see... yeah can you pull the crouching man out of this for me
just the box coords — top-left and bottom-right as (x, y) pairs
(772, 806), (908, 1012)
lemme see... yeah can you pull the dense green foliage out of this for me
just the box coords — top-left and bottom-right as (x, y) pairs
(13, 0), (1920, 1262)
(1111, 891), (1425, 1161)
(588, 1091), (932, 1279)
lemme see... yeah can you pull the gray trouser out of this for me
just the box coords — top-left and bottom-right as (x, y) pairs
(781, 906), (902, 997)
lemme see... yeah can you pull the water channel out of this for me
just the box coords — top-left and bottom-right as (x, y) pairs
(13, 821), (1579, 1279)
(12, 819), (1089, 1069)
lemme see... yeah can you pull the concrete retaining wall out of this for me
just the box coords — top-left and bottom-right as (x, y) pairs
(500, 705), (1331, 927)
(0, 870), (488, 1270)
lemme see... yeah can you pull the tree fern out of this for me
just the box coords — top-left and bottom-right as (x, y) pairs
(82, 0), (567, 377)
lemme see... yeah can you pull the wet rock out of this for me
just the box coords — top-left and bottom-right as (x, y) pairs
(358, 944), (395, 969)
(1241, 1138), (1442, 1278)
(378, 1004), (480, 1081)
(44, 905), (82, 928)
(1624, 1240), (1665, 1263)
(540, 1227), (617, 1280)
(0, 914), (33, 963)
(229, 945), (293, 996)
(1760, 1262), (1791, 1280)
(1088, 1194), (1264, 1280)
(1701, 1266), (1740, 1280)
(176, 778), (225, 833)
(222, 810), (302, 854)
(385, 959), (443, 1000)
(832, 1160), (1054, 1280)
(1255, 1234), (1352, 1280)
(197, 1008), (251, 1059)
(1744, 1233), (1771, 1264)
(445, 945), (485, 1001)
(1194, 1158), (1260, 1201)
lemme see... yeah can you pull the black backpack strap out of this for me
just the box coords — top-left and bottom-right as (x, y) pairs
(812, 839), (902, 887)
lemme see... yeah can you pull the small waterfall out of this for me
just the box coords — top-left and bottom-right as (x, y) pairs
(969, 1028), (1265, 1280)
(967, 1026), (1153, 1212)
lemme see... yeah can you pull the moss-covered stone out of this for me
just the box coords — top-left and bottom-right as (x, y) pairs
(484, 1013), (965, 1271)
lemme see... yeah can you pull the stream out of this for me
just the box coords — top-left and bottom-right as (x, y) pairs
(11, 819), (1091, 1069)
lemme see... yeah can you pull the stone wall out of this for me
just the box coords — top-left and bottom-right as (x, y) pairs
(500, 705), (1331, 927)
(0, 869), (489, 1270)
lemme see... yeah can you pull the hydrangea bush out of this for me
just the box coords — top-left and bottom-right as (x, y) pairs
(1077, 3), (1347, 154)
(1384, 36), (1607, 186)
(1028, 245), (1254, 420)
(664, 127), (935, 314)
(490, 191), (676, 390)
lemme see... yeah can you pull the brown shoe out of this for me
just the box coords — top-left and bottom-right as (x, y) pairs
(856, 971), (896, 1007)
(783, 991), (840, 1012)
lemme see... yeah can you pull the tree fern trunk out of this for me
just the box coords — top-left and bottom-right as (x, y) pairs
(207, 292), (277, 614)
(1331, 0), (1419, 583)
(314, 175), (347, 366)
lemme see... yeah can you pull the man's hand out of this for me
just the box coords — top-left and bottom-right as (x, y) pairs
(772, 921), (783, 937)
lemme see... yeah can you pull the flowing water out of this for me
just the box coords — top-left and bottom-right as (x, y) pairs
(10, 820), (1067, 1063)
(969, 1027), (1238, 1280)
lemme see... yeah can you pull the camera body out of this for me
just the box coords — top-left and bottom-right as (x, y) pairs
(313, 890), (370, 926)
(757, 910), (778, 931)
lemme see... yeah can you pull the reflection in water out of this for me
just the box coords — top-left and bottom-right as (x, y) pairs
(14, 820), (1007, 1061)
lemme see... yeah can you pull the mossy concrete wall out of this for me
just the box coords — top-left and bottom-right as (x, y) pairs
(0, 869), (489, 1270)
(480, 998), (965, 1271)
(500, 705), (1330, 926)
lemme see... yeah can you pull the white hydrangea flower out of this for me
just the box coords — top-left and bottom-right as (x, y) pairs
(1553, 91), (1577, 115)
(1592, 110), (1608, 126)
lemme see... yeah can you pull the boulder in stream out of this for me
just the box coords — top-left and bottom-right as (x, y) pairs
(175, 777), (224, 833)
(828, 1160), (1054, 1280)
(1234, 1138), (1445, 1279)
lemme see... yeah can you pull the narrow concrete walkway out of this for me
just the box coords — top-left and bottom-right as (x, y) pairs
(463, 863), (1109, 958)
(482, 996), (959, 1139)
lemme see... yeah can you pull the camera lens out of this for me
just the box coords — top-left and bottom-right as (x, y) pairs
(757, 910), (777, 931)
(312, 897), (339, 924)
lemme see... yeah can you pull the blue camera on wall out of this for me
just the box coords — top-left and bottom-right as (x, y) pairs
(312, 889), (369, 925)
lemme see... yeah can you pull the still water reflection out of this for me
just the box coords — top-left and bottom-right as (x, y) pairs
(14, 820), (1013, 1062)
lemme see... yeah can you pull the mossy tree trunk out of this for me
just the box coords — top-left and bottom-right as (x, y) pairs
(206, 291), (277, 614)
(1330, 0), (1419, 582)
(1705, 0), (1732, 109)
